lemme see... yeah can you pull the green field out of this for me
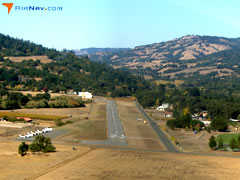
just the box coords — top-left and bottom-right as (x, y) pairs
(216, 134), (240, 144)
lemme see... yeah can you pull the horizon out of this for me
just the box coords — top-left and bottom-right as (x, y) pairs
(1, 0), (240, 50)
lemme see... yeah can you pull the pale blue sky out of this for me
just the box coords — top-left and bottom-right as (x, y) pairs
(1, 0), (240, 50)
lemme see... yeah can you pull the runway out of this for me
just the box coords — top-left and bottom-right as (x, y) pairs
(81, 100), (127, 146)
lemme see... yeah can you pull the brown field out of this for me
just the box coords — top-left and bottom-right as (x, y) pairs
(0, 140), (240, 179)
(35, 148), (240, 180)
(117, 100), (165, 150)
(0, 140), (91, 180)
(5, 55), (53, 64)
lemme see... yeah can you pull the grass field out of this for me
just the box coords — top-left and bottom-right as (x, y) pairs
(56, 98), (107, 141)
(216, 133), (240, 144)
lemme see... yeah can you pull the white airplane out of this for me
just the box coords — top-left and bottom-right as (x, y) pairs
(36, 129), (42, 135)
(42, 127), (53, 133)
(26, 132), (33, 137)
(31, 131), (37, 136)
(19, 134), (26, 139)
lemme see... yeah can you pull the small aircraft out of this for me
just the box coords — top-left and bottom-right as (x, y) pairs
(19, 134), (26, 139)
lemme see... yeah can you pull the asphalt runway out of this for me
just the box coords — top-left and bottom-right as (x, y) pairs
(81, 100), (127, 146)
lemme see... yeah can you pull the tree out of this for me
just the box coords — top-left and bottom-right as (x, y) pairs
(209, 136), (217, 150)
(29, 135), (55, 153)
(237, 134), (240, 149)
(18, 142), (29, 156)
(217, 137), (224, 150)
(211, 116), (228, 132)
(229, 138), (237, 150)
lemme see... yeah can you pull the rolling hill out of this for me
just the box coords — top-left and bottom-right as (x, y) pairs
(84, 35), (240, 79)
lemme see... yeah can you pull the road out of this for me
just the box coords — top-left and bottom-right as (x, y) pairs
(135, 102), (178, 153)
(81, 100), (127, 146)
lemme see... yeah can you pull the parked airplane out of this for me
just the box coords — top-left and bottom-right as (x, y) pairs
(19, 134), (26, 139)
(19, 127), (53, 139)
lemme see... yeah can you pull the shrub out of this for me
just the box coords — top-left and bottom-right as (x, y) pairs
(229, 138), (237, 150)
(217, 137), (224, 150)
(55, 119), (65, 126)
(18, 142), (29, 156)
(237, 134), (240, 149)
(209, 136), (217, 150)
(167, 119), (177, 130)
(211, 116), (228, 132)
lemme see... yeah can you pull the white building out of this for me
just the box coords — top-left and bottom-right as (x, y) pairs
(156, 105), (165, 111)
(78, 92), (93, 99)
(162, 103), (170, 109)
(156, 103), (170, 111)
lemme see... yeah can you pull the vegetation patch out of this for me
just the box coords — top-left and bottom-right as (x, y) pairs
(18, 135), (55, 156)
(0, 112), (67, 121)
(216, 134), (240, 145)
(76, 120), (107, 140)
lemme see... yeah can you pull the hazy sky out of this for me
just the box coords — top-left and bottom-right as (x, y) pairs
(1, 0), (240, 50)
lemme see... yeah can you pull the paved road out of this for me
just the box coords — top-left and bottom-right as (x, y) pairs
(81, 100), (127, 146)
(135, 102), (178, 153)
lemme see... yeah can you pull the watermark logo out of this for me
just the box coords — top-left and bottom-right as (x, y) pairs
(2, 3), (13, 14)
(2, 3), (63, 14)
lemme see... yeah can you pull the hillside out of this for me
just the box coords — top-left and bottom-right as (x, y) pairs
(87, 35), (240, 79)
(74, 48), (130, 56)
(0, 33), (151, 98)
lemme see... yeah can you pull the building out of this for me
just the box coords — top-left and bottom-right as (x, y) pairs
(17, 117), (32, 122)
(156, 103), (171, 111)
(200, 111), (208, 118)
(164, 111), (173, 118)
(162, 103), (170, 109)
(78, 92), (93, 99)
(156, 105), (165, 111)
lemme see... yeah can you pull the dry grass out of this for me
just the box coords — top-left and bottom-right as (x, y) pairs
(36, 148), (240, 180)
(1, 140), (240, 180)
(5, 55), (53, 64)
(0, 140), (91, 180)
(117, 100), (165, 150)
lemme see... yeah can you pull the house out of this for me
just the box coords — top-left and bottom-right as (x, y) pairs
(78, 92), (93, 99)
(156, 103), (171, 111)
(17, 117), (32, 122)
(162, 103), (170, 109)
(164, 111), (173, 118)
(200, 111), (208, 118)
(67, 90), (77, 95)
(202, 121), (211, 126)
(156, 105), (165, 111)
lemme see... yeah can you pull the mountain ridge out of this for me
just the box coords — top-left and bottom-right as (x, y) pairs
(82, 35), (240, 79)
